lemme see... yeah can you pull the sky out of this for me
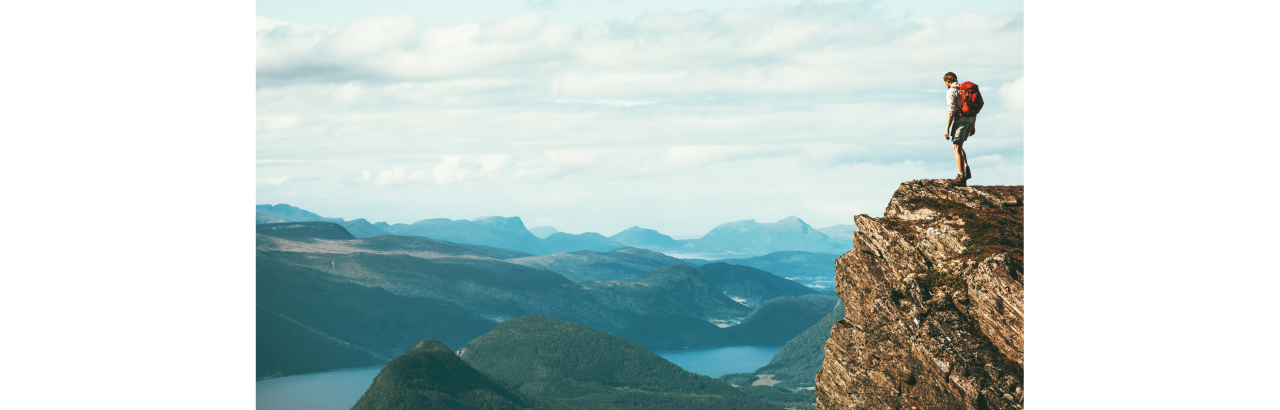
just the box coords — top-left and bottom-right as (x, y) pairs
(256, 0), (1024, 237)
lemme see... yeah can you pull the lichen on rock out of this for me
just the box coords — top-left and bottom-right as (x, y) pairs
(816, 179), (1024, 410)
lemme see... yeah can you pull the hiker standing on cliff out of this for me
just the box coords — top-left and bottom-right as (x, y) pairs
(943, 72), (983, 184)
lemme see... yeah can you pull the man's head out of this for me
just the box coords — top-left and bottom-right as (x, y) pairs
(943, 72), (958, 86)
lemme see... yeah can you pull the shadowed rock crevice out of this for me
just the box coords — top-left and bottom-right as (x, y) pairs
(815, 179), (1024, 410)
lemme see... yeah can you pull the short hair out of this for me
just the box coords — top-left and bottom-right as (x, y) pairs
(943, 72), (958, 84)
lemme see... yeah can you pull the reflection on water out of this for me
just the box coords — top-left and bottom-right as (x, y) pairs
(256, 365), (383, 410)
(653, 345), (784, 378)
(255, 345), (783, 409)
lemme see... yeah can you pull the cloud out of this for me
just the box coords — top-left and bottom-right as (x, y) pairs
(370, 166), (429, 186)
(663, 145), (790, 168)
(257, 176), (291, 187)
(256, 4), (1023, 235)
(998, 75), (1023, 112)
(256, 5), (1023, 97)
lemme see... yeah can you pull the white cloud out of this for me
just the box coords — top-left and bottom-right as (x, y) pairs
(256, 176), (291, 187)
(371, 166), (429, 186)
(256, 4), (1023, 234)
(663, 145), (789, 168)
(998, 75), (1023, 112)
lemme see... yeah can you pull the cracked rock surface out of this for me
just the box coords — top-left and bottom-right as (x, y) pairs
(816, 179), (1024, 410)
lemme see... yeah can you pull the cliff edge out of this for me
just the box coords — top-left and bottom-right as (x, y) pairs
(816, 179), (1024, 409)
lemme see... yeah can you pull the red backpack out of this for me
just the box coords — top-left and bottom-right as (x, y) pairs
(953, 81), (984, 117)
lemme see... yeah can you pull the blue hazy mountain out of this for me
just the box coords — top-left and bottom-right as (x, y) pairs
(608, 226), (682, 250)
(817, 224), (858, 247)
(256, 203), (345, 223)
(257, 228), (760, 378)
(678, 217), (847, 256)
(540, 232), (628, 254)
(256, 211), (286, 224)
(528, 226), (558, 239)
(507, 248), (686, 282)
(257, 221), (356, 240)
(696, 263), (818, 307)
(342, 218), (394, 238)
(722, 251), (842, 280)
(384, 216), (552, 256)
(615, 295), (839, 350)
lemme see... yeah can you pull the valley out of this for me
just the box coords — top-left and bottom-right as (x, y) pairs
(256, 204), (861, 409)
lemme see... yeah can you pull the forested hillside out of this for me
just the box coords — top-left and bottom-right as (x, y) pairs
(351, 339), (568, 410)
(459, 315), (781, 410)
(507, 247), (685, 282)
(697, 262), (818, 307)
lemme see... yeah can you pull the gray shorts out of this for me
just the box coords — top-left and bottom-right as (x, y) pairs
(949, 120), (973, 145)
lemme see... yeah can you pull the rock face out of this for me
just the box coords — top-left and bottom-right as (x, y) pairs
(816, 179), (1024, 410)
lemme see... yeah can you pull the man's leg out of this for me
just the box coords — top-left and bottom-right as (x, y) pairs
(953, 141), (967, 174)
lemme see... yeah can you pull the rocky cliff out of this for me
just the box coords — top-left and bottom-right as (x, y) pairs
(816, 179), (1024, 409)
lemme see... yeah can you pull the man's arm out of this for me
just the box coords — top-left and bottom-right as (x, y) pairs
(945, 112), (953, 140)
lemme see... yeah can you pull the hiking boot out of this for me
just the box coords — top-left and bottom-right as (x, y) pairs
(964, 166), (972, 180)
(951, 174), (966, 186)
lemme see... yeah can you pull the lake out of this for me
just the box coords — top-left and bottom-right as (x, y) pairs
(255, 344), (783, 410)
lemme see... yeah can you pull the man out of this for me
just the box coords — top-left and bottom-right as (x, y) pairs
(943, 71), (974, 183)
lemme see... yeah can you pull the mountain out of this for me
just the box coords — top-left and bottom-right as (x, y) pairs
(724, 295), (839, 345)
(725, 251), (842, 280)
(459, 315), (780, 410)
(613, 313), (736, 349)
(383, 216), (551, 255)
(816, 179), (1024, 410)
(608, 226), (681, 250)
(507, 248), (686, 282)
(257, 252), (499, 378)
(540, 232), (628, 254)
(343, 218), (394, 238)
(256, 221), (356, 240)
(257, 211), (286, 224)
(256, 203), (344, 223)
(724, 300), (844, 390)
(446, 243), (534, 259)
(581, 263), (753, 321)
(528, 226), (558, 239)
(615, 295), (839, 350)
(678, 216), (847, 256)
(816, 224), (857, 247)
(696, 262), (818, 307)
(351, 339), (568, 410)
(258, 233), (759, 377)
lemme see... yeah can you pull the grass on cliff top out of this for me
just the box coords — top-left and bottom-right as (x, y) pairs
(899, 197), (1023, 263)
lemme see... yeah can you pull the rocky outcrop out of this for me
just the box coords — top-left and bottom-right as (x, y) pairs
(816, 179), (1024, 410)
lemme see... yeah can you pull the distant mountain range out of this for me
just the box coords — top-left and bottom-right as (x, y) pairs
(264, 223), (849, 377)
(255, 204), (856, 257)
(507, 248), (685, 282)
(256, 204), (344, 223)
(696, 251), (843, 281)
(528, 226), (558, 239)
(541, 232), (627, 254)
(382, 216), (552, 255)
(608, 226), (683, 249)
